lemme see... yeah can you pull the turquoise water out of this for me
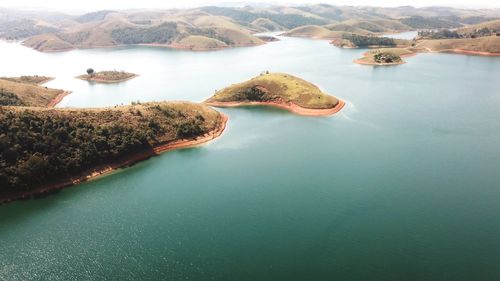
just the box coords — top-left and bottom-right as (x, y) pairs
(0, 35), (500, 281)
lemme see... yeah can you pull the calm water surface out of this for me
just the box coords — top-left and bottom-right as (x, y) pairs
(0, 35), (500, 281)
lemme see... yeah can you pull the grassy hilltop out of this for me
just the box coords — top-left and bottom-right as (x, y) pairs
(0, 77), (66, 107)
(206, 72), (340, 110)
(0, 102), (224, 197)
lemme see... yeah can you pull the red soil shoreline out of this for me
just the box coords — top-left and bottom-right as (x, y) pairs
(206, 100), (345, 117)
(0, 114), (228, 205)
(47, 91), (71, 107)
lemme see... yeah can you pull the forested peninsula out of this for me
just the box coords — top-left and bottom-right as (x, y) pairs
(0, 102), (227, 203)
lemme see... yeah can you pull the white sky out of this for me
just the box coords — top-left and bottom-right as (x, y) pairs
(2, 0), (499, 12)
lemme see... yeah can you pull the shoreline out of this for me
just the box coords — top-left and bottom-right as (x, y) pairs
(76, 74), (138, 84)
(23, 41), (266, 53)
(439, 49), (500, 57)
(206, 100), (345, 117)
(47, 91), (71, 107)
(0, 113), (228, 205)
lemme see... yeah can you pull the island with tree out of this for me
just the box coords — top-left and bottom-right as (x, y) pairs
(205, 72), (344, 116)
(354, 48), (416, 65)
(76, 69), (138, 83)
(0, 102), (227, 203)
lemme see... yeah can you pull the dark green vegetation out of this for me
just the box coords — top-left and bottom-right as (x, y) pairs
(111, 22), (180, 45)
(373, 52), (402, 63)
(0, 19), (59, 40)
(342, 33), (396, 47)
(200, 6), (328, 29)
(419, 27), (499, 39)
(400, 16), (462, 29)
(0, 90), (25, 106)
(0, 102), (222, 195)
(418, 29), (461, 39)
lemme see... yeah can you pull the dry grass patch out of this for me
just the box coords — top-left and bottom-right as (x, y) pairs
(206, 72), (339, 109)
(0, 78), (66, 107)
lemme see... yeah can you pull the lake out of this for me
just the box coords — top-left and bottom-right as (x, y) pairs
(1, 34), (500, 281)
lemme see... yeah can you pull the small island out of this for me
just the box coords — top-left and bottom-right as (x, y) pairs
(355, 48), (416, 66)
(205, 72), (345, 116)
(76, 69), (138, 83)
(0, 102), (227, 204)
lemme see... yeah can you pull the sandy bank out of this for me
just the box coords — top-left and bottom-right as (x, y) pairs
(0, 114), (228, 205)
(206, 100), (345, 117)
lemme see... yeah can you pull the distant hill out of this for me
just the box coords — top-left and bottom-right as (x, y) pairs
(281, 25), (346, 39)
(0, 5), (499, 52)
(416, 36), (500, 54)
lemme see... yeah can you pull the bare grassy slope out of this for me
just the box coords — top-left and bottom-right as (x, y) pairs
(0, 75), (53, 85)
(206, 72), (339, 110)
(281, 25), (346, 39)
(22, 10), (264, 52)
(0, 78), (66, 107)
(417, 36), (500, 54)
(458, 19), (500, 34)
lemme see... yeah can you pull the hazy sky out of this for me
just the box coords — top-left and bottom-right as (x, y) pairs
(2, 0), (499, 11)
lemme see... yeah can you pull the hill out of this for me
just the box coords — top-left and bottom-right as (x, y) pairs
(21, 10), (265, 52)
(416, 36), (500, 55)
(457, 19), (500, 35)
(0, 102), (227, 203)
(205, 72), (344, 116)
(0, 77), (68, 107)
(281, 25), (346, 39)
(2, 5), (499, 52)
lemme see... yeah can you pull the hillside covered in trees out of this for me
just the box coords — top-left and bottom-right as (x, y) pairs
(0, 102), (224, 198)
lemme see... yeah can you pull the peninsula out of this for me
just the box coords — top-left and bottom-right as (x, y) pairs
(76, 70), (138, 83)
(0, 76), (69, 107)
(0, 102), (227, 204)
(205, 72), (344, 116)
